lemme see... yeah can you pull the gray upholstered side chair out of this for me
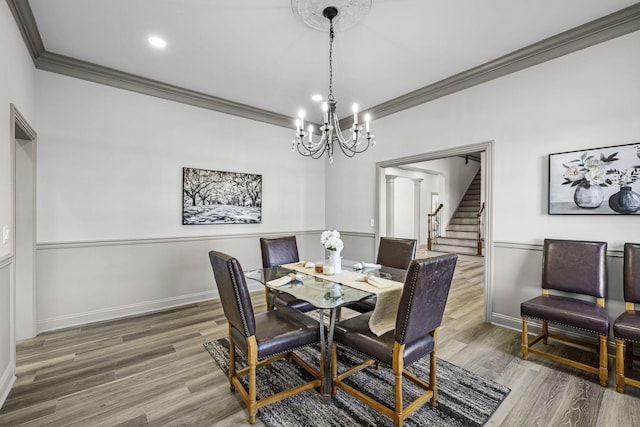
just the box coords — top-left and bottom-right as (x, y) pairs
(521, 239), (609, 386)
(208, 250), (321, 424)
(348, 236), (417, 313)
(331, 254), (458, 427)
(614, 242), (640, 393)
(259, 236), (315, 312)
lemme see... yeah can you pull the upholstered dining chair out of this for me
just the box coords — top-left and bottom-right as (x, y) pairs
(348, 236), (417, 313)
(208, 250), (322, 424)
(521, 239), (609, 386)
(331, 254), (458, 427)
(259, 236), (315, 312)
(614, 242), (640, 393)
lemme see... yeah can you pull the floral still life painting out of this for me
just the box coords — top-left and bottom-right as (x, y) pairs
(549, 143), (640, 215)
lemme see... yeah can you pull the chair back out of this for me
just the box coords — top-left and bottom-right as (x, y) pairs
(542, 239), (607, 298)
(376, 237), (417, 270)
(395, 254), (457, 345)
(260, 236), (300, 268)
(208, 250), (255, 337)
(624, 243), (640, 304)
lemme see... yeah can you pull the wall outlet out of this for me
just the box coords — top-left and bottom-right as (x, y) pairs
(2, 226), (9, 244)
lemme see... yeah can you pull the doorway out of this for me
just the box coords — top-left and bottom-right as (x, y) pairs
(376, 141), (493, 322)
(11, 104), (37, 341)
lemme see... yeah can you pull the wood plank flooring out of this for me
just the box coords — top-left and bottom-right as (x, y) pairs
(1, 259), (639, 426)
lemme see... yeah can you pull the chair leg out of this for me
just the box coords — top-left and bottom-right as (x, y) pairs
(392, 342), (404, 427)
(541, 321), (548, 345)
(625, 341), (633, 369)
(228, 326), (236, 392)
(598, 335), (608, 387)
(521, 317), (529, 360)
(616, 338), (626, 393)
(430, 352), (437, 406)
(247, 336), (258, 424)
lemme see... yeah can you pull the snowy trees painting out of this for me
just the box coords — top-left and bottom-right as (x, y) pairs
(182, 167), (262, 224)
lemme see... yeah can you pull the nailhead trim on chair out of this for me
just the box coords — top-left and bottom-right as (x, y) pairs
(397, 266), (420, 344)
(228, 258), (252, 337)
(522, 315), (608, 336)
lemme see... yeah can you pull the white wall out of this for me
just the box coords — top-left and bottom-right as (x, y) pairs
(326, 30), (640, 330)
(34, 71), (326, 331)
(0, 0), (37, 409)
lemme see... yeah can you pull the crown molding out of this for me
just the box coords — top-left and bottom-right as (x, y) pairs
(367, 2), (640, 121)
(34, 51), (295, 128)
(8, 0), (640, 129)
(5, 0), (43, 61)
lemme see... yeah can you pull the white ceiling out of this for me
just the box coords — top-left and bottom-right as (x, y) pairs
(28, 0), (639, 124)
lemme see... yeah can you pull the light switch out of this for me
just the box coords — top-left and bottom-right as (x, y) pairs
(2, 226), (9, 244)
(369, 218), (375, 227)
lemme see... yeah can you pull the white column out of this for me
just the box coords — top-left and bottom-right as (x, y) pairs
(385, 175), (397, 236)
(412, 178), (423, 244)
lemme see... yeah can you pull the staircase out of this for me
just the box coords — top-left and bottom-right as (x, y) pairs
(431, 171), (483, 256)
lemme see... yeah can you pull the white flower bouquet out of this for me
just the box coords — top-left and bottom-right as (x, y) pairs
(320, 230), (343, 252)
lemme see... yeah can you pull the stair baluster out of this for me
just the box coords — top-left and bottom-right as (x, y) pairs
(427, 203), (443, 251)
(476, 202), (485, 256)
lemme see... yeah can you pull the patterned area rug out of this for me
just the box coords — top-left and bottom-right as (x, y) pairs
(204, 338), (510, 426)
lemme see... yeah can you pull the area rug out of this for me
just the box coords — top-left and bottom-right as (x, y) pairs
(204, 338), (510, 426)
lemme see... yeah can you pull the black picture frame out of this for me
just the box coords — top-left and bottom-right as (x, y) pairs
(548, 143), (640, 215)
(182, 167), (262, 224)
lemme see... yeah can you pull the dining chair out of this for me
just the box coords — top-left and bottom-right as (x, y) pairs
(331, 254), (458, 427)
(259, 236), (315, 312)
(208, 250), (322, 424)
(521, 239), (609, 386)
(614, 242), (640, 393)
(348, 237), (417, 313)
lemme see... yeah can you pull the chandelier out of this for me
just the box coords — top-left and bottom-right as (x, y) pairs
(292, 6), (375, 163)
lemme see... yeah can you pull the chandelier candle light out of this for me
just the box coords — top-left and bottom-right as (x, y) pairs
(292, 6), (375, 163)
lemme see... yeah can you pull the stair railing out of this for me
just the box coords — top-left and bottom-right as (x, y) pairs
(476, 202), (485, 256)
(427, 203), (444, 251)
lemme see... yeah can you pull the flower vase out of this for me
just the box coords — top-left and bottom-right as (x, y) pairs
(328, 250), (342, 274)
(608, 186), (640, 214)
(573, 182), (604, 209)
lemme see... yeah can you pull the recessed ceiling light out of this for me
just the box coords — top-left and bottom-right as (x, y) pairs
(148, 36), (167, 49)
(311, 94), (323, 102)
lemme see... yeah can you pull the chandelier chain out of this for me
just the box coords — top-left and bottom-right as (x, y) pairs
(328, 20), (334, 101)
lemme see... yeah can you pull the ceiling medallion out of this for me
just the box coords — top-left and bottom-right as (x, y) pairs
(291, 0), (372, 32)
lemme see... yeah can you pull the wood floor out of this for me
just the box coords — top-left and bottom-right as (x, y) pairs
(1, 259), (639, 426)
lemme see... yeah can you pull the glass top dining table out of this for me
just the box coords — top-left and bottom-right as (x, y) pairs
(245, 259), (407, 400)
(245, 260), (406, 309)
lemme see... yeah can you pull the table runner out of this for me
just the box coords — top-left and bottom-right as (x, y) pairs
(281, 262), (403, 336)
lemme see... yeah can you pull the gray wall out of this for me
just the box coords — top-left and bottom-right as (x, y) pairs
(0, 0), (37, 408)
(325, 30), (640, 334)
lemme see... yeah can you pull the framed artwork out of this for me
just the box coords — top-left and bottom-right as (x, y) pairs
(548, 143), (640, 215)
(182, 167), (262, 224)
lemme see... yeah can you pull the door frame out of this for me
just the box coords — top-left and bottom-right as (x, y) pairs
(375, 140), (493, 322)
(10, 103), (37, 346)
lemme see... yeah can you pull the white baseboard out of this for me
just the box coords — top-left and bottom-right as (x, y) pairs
(0, 363), (16, 411)
(36, 290), (219, 333)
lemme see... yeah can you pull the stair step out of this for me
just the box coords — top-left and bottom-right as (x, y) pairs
(436, 237), (478, 246)
(431, 243), (481, 256)
(447, 224), (476, 232)
(444, 230), (477, 239)
(451, 209), (478, 219)
(449, 217), (477, 225)
(456, 207), (479, 213)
